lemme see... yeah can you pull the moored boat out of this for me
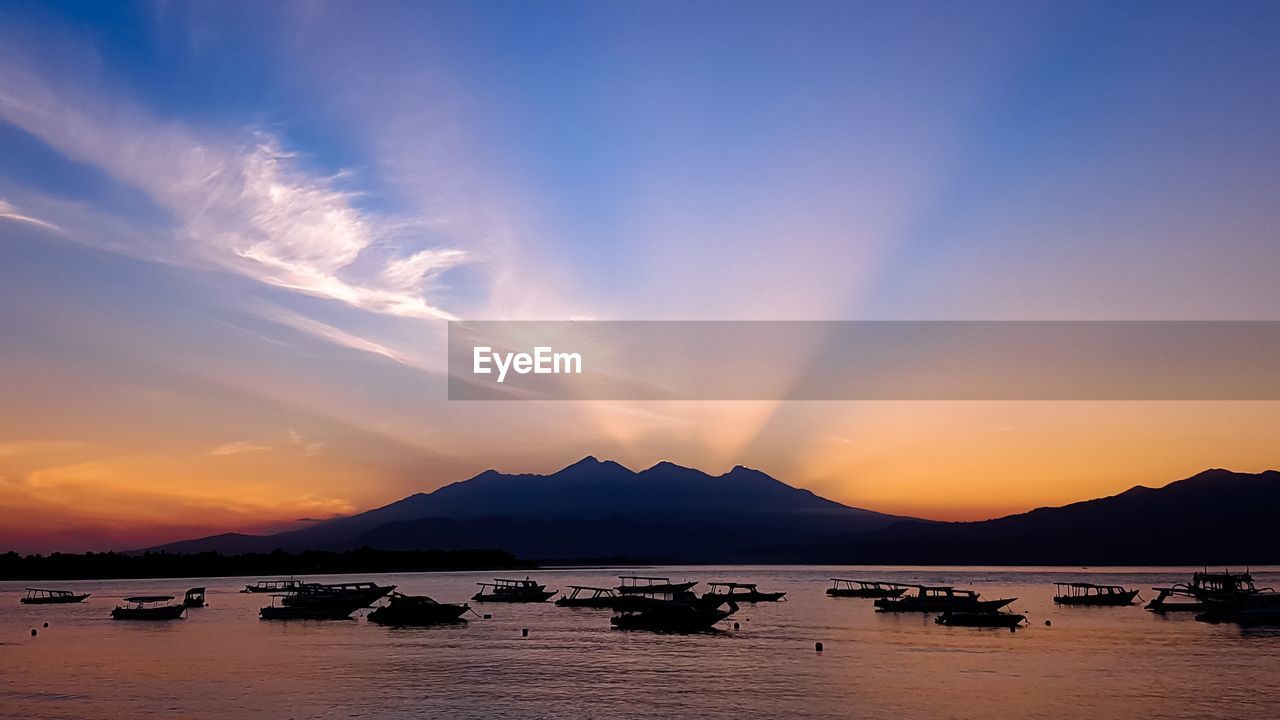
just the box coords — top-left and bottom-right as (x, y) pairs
(616, 575), (698, 595)
(826, 579), (907, 599)
(111, 595), (187, 620)
(283, 581), (395, 607)
(1053, 582), (1139, 606)
(21, 588), (90, 604)
(1194, 592), (1280, 626)
(610, 592), (738, 632)
(875, 585), (1015, 613)
(705, 582), (786, 603)
(367, 593), (469, 625)
(183, 587), (206, 608)
(472, 578), (556, 603)
(936, 610), (1026, 629)
(241, 579), (302, 594)
(1147, 570), (1268, 613)
(556, 585), (622, 608)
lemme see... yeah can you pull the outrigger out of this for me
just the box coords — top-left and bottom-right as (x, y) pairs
(20, 588), (90, 604)
(826, 579), (907, 599)
(111, 595), (187, 620)
(616, 575), (697, 595)
(874, 585), (1015, 613)
(705, 582), (786, 603)
(1147, 570), (1268, 613)
(556, 585), (621, 608)
(472, 578), (556, 603)
(1053, 582), (1139, 606)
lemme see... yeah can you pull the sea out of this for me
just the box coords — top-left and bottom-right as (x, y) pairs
(2, 566), (1278, 719)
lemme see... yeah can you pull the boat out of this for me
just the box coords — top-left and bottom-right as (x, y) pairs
(283, 581), (396, 607)
(111, 595), (187, 620)
(20, 588), (90, 604)
(472, 578), (556, 603)
(1053, 582), (1139, 606)
(367, 592), (470, 625)
(610, 591), (738, 632)
(874, 585), (1015, 613)
(826, 579), (907, 599)
(183, 587), (206, 608)
(259, 595), (361, 620)
(616, 575), (698, 595)
(1146, 570), (1269, 613)
(241, 579), (302, 594)
(556, 585), (622, 608)
(705, 582), (786, 603)
(936, 610), (1026, 629)
(1195, 592), (1280, 626)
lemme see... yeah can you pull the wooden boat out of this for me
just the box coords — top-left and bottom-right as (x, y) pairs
(826, 579), (907, 599)
(1053, 582), (1139, 606)
(875, 585), (1015, 613)
(616, 575), (697, 595)
(183, 587), (206, 608)
(1147, 570), (1270, 613)
(610, 592), (738, 632)
(936, 611), (1026, 629)
(367, 593), (469, 625)
(111, 595), (187, 620)
(241, 579), (302, 594)
(20, 588), (90, 604)
(1195, 592), (1280, 626)
(282, 581), (395, 608)
(260, 597), (360, 620)
(556, 585), (622, 608)
(472, 578), (556, 603)
(705, 582), (786, 603)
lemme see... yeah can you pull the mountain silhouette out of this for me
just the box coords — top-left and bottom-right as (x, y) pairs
(150, 457), (902, 560)
(147, 464), (1280, 564)
(816, 468), (1280, 565)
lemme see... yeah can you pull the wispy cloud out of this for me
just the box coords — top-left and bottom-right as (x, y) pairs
(0, 49), (470, 323)
(208, 441), (272, 456)
(0, 198), (61, 232)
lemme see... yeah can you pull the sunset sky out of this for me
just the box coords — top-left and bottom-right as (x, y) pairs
(2, 1), (1279, 552)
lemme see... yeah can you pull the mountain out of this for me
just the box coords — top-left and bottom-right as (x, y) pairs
(148, 457), (904, 560)
(818, 468), (1280, 565)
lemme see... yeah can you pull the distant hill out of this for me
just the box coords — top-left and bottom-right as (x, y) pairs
(148, 456), (904, 560)
(817, 469), (1280, 565)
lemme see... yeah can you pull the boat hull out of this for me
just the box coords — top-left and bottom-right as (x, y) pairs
(472, 590), (556, 603)
(936, 611), (1025, 628)
(875, 597), (1015, 613)
(367, 602), (469, 625)
(21, 594), (90, 604)
(111, 605), (186, 620)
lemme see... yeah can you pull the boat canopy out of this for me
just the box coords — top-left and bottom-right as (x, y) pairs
(708, 582), (758, 589)
(25, 588), (76, 595)
(1056, 582), (1128, 592)
(123, 595), (174, 603)
(566, 585), (615, 592)
(619, 575), (673, 582)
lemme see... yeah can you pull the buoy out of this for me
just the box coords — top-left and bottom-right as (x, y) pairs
(42, 622), (49, 628)
(815, 641), (824, 652)
(30, 628), (37, 637)
(483, 614), (492, 619)
(1044, 619), (1052, 627)
(733, 622), (740, 630)
(522, 628), (529, 637)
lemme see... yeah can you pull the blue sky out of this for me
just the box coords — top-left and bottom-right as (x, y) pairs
(2, 1), (1279, 550)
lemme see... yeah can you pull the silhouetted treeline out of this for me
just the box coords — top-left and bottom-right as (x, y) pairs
(0, 546), (534, 581)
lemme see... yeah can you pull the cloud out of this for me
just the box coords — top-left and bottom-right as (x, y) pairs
(0, 440), (92, 457)
(0, 199), (61, 232)
(208, 441), (272, 456)
(0, 48), (470, 324)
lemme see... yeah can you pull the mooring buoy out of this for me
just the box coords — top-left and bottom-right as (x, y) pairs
(30, 628), (37, 637)
(815, 641), (824, 652)
(1044, 619), (1052, 627)
(522, 628), (529, 637)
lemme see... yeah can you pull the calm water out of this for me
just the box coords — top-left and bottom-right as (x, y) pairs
(2, 566), (1278, 719)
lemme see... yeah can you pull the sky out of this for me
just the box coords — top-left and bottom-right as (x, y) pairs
(1, 0), (1279, 552)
